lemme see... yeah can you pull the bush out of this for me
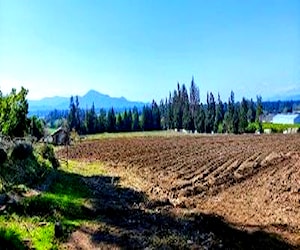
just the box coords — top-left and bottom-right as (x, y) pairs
(40, 144), (60, 169)
(0, 147), (7, 164)
(11, 142), (33, 160)
(245, 122), (258, 133)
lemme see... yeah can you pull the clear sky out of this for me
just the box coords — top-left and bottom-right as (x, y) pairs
(0, 0), (299, 102)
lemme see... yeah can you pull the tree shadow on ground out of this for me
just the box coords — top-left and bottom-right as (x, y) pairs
(0, 227), (28, 250)
(6, 169), (299, 249)
(83, 173), (298, 250)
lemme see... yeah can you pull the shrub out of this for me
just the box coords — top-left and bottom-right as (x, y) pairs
(11, 142), (33, 160)
(245, 122), (258, 133)
(0, 147), (7, 164)
(40, 144), (60, 169)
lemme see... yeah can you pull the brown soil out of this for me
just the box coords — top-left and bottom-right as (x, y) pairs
(58, 134), (300, 248)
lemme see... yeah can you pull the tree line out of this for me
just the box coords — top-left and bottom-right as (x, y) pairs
(66, 95), (161, 134)
(158, 78), (263, 134)
(0, 84), (297, 139)
(65, 78), (263, 135)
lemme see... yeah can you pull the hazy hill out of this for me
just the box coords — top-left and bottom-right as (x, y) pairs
(268, 90), (300, 102)
(28, 90), (146, 115)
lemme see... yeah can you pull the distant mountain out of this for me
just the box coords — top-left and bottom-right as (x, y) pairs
(28, 90), (146, 116)
(267, 89), (300, 102)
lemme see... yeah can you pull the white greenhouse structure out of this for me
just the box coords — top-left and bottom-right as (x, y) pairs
(272, 114), (300, 124)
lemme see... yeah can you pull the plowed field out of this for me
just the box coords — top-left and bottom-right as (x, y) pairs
(58, 133), (300, 245)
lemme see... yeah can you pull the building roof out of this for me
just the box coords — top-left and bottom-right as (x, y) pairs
(272, 114), (300, 124)
(51, 127), (68, 136)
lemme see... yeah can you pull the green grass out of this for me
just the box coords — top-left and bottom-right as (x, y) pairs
(60, 160), (106, 177)
(0, 160), (104, 249)
(0, 215), (57, 249)
(263, 122), (300, 133)
(86, 130), (179, 140)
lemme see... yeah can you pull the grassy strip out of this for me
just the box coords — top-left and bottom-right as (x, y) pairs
(0, 160), (105, 249)
(263, 122), (300, 133)
(86, 130), (179, 140)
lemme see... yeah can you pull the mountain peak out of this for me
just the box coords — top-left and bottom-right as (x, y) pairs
(84, 89), (107, 98)
(28, 90), (146, 115)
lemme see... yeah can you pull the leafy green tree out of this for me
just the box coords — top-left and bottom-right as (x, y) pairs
(0, 87), (29, 137)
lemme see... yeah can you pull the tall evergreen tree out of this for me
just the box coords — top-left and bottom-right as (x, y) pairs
(256, 95), (263, 132)
(116, 113), (124, 131)
(141, 105), (153, 131)
(256, 95), (263, 122)
(107, 108), (116, 132)
(205, 92), (216, 133)
(152, 100), (161, 130)
(247, 98), (256, 123)
(195, 103), (206, 133)
(68, 96), (76, 130)
(223, 91), (235, 133)
(132, 106), (140, 131)
(233, 103), (240, 134)
(159, 99), (167, 130)
(238, 98), (248, 133)
(98, 108), (107, 133)
(75, 96), (81, 133)
(214, 93), (224, 133)
(85, 103), (97, 134)
(189, 77), (200, 131)
(172, 89), (182, 129)
(167, 92), (173, 129)
(29, 116), (45, 140)
(127, 109), (133, 132)
(182, 85), (192, 130)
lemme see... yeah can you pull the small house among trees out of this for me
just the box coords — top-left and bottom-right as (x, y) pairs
(50, 127), (69, 145)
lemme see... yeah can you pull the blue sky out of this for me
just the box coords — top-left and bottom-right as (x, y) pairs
(0, 0), (299, 102)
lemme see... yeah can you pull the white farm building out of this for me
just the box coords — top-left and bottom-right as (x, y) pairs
(272, 114), (300, 124)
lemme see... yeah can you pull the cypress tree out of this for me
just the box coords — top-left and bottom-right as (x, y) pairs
(107, 108), (116, 132)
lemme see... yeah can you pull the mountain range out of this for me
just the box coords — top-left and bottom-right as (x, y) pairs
(28, 89), (300, 116)
(28, 90), (146, 116)
(267, 94), (300, 102)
